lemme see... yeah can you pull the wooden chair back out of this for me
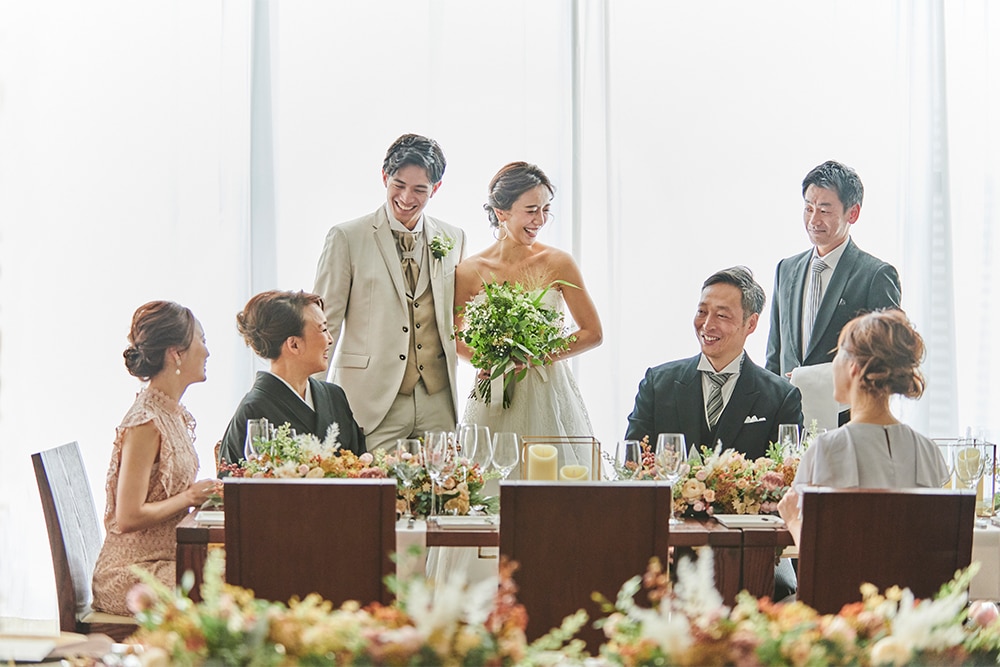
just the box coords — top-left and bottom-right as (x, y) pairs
(32, 441), (136, 640)
(224, 478), (396, 606)
(797, 487), (975, 614)
(499, 481), (672, 652)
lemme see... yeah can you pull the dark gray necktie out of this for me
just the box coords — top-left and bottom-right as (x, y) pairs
(706, 372), (732, 428)
(803, 256), (829, 347)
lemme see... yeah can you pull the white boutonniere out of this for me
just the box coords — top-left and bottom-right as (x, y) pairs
(429, 234), (455, 260)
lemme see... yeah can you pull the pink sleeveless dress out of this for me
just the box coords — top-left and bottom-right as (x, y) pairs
(91, 387), (199, 615)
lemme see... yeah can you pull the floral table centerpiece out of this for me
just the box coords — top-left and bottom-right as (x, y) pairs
(457, 280), (575, 409)
(218, 423), (495, 517)
(595, 551), (1000, 667)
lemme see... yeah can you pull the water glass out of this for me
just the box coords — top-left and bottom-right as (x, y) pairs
(491, 432), (519, 480)
(615, 440), (643, 481)
(423, 431), (451, 516)
(656, 433), (687, 525)
(955, 443), (987, 489)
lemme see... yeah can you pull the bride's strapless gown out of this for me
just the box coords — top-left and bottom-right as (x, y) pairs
(425, 288), (596, 592)
(462, 288), (594, 452)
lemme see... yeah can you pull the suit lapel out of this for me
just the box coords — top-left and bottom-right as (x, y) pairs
(424, 217), (449, 334)
(806, 239), (857, 359)
(673, 357), (706, 445)
(786, 252), (810, 364)
(372, 210), (409, 311)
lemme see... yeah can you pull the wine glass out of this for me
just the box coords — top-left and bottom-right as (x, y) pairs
(778, 424), (800, 457)
(469, 425), (493, 471)
(954, 442), (987, 490)
(243, 418), (268, 460)
(394, 439), (421, 520)
(456, 423), (480, 478)
(491, 432), (519, 480)
(423, 431), (451, 516)
(615, 440), (643, 481)
(656, 433), (687, 525)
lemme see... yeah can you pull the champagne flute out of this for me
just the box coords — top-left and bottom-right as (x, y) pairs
(469, 425), (493, 471)
(615, 440), (643, 481)
(394, 438), (421, 520)
(778, 423), (800, 457)
(456, 423), (479, 481)
(491, 432), (519, 480)
(656, 433), (687, 525)
(423, 431), (451, 516)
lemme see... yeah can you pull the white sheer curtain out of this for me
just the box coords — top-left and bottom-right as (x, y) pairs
(2, 0), (997, 620)
(0, 2), (254, 617)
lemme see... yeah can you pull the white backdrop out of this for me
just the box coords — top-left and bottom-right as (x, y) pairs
(1, 0), (997, 618)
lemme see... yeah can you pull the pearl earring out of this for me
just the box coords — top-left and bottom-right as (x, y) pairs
(175, 358), (182, 376)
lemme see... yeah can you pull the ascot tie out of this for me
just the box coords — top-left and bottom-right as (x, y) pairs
(394, 231), (419, 294)
(803, 256), (829, 349)
(706, 372), (733, 429)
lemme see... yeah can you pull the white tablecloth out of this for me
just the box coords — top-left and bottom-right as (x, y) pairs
(971, 524), (1000, 600)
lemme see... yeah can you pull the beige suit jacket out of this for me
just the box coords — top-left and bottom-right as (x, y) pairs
(314, 206), (466, 433)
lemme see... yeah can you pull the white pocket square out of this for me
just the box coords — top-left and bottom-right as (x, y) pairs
(744, 415), (766, 424)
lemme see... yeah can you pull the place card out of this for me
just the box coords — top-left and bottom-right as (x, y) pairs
(430, 516), (497, 529)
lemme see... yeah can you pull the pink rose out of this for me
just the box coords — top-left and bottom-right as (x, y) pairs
(297, 464), (310, 476)
(695, 469), (708, 481)
(760, 471), (784, 491)
(971, 600), (1000, 627)
(359, 452), (374, 466)
(703, 489), (716, 503)
(693, 501), (705, 512)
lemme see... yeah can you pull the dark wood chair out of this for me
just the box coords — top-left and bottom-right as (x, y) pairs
(32, 442), (138, 641)
(499, 481), (672, 652)
(797, 487), (975, 614)
(224, 478), (396, 606)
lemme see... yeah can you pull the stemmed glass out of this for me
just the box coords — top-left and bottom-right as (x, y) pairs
(778, 424), (800, 457)
(954, 442), (987, 491)
(243, 418), (268, 460)
(656, 433), (688, 525)
(491, 432), (519, 480)
(615, 440), (643, 481)
(456, 423), (481, 481)
(469, 425), (493, 472)
(394, 438), (421, 520)
(423, 431), (452, 516)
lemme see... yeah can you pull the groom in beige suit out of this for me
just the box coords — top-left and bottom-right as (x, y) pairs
(314, 134), (466, 452)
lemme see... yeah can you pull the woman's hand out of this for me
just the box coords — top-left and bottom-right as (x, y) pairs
(777, 487), (802, 546)
(185, 479), (222, 508)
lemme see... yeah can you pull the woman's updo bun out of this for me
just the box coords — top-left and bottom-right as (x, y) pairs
(838, 309), (926, 399)
(484, 161), (555, 228)
(236, 290), (325, 360)
(124, 301), (196, 381)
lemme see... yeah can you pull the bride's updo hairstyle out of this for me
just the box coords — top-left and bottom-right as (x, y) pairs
(837, 309), (926, 399)
(236, 290), (325, 360)
(484, 161), (555, 228)
(123, 301), (196, 381)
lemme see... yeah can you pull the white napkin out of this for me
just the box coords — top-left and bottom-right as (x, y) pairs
(395, 518), (428, 582)
(790, 363), (846, 432)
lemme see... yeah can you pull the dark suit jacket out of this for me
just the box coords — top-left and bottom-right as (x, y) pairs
(625, 354), (802, 461)
(765, 238), (901, 376)
(220, 371), (366, 465)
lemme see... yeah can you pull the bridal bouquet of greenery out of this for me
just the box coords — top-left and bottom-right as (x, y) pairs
(457, 281), (574, 409)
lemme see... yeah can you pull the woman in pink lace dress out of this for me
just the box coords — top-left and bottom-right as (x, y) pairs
(91, 301), (220, 615)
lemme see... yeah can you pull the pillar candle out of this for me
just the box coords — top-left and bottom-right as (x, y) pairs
(559, 464), (590, 481)
(527, 444), (558, 481)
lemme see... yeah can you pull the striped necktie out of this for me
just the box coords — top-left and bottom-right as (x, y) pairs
(803, 256), (829, 348)
(706, 372), (732, 428)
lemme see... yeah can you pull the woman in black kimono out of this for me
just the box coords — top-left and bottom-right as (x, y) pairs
(220, 290), (365, 465)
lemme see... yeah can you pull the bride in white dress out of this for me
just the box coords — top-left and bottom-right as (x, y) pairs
(428, 162), (602, 592)
(455, 161), (603, 446)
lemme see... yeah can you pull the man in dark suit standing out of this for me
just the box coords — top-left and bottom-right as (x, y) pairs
(626, 266), (802, 460)
(765, 161), (901, 381)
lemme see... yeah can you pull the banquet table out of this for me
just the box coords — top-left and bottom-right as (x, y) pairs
(175, 511), (786, 604)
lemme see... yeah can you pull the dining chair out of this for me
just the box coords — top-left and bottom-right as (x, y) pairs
(499, 481), (672, 653)
(31, 441), (138, 641)
(797, 487), (976, 614)
(224, 477), (396, 606)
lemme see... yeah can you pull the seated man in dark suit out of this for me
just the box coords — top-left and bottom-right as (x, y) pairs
(625, 266), (802, 601)
(626, 266), (802, 459)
